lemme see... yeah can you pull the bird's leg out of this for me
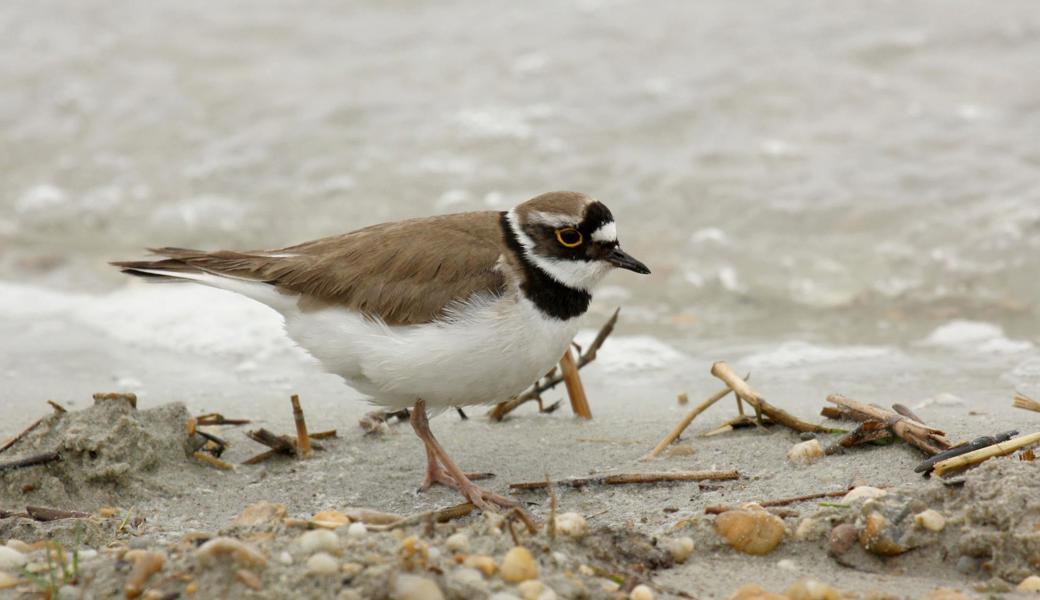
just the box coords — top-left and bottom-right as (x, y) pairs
(409, 399), (517, 511)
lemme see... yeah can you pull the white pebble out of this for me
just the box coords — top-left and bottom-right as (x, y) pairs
(913, 509), (946, 532)
(277, 551), (293, 565)
(666, 537), (694, 563)
(445, 533), (470, 553)
(554, 512), (588, 537)
(0, 547), (26, 570)
(298, 529), (340, 555)
(346, 522), (367, 538)
(777, 558), (798, 571)
(787, 439), (824, 465)
(450, 567), (484, 586)
(427, 547), (442, 561)
(1018, 575), (1040, 592)
(77, 549), (98, 561)
(630, 584), (655, 600)
(306, 552), (339, 576)
(518, 580), (557, 600)
(392, 573), (445, 600)
(842, 486), (886, 504)
(551, 551), (568, 564)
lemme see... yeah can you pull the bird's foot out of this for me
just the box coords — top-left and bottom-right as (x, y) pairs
(456, 479), (519, 512)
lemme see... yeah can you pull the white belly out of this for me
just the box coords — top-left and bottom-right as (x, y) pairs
(283, 293), (581, 409)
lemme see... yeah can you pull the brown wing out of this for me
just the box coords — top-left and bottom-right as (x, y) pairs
(113, 211), (509, 325)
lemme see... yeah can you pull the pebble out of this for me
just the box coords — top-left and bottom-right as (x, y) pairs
(500, 546), (538, 583)
(776, 559), (798, 571)
(78, 549), (98, 561)
(714, 504), (786, 555)
(450, 567), (484, 586)
(0, 571), (19, 590)
(730, 584), (788, 600)
(1018, 576), (1040, 592)
(785, 578), (843, 600)
(298, 529), (340, 555)
(666, 537), (694, 563)
(195, 537), (268, 568)
(630, 584), (655, 600)
(828, 524), (858, 556)
(518, 580), (557, 600)
(0, 547), (27, 570)
(445, 533), (469, 553)
(346, 522), (367, 538)
(794, 518), (819, 541)
(842, 486), (886, 504)
(233, 501), (288, 527)
(787, 439), (824, 465)
(341, 562), (364, 578)
(554, 512), (587, 537)
(392, 573), (444, 600)
(5, 540), (30, 554)
(312, 510), (351, 529)
(463, 554), (497, 577)
(913, 509), (946, 532)
(306, 552), (339, 576)
(277, 551), (293, 565)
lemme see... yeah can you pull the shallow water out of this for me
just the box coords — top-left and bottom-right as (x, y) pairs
(2, 1), (1039, 421)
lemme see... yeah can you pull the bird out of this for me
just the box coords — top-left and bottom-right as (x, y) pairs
(112, 191), (650, 510)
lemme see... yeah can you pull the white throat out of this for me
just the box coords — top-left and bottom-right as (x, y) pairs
(506, 209), (612, 292)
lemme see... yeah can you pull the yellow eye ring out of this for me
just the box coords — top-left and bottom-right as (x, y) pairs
(555, 227), (583, 248)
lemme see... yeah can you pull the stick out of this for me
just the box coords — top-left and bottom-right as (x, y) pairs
(932, 431), (1040, 476)
(26, 506), (90, 521)
(914, 430), (1018, 474)
(509, 469), (739, 491)
(309, 430), (337, 440)
(547, 474), (557, 542)
(641, 385), (737, 460)
(824, 420), (892, 454)
(826, 394), (954, 456)
(290, 395), (313, 458)
(559, 348), (592, 419)
(0, 451), (61, 473)
(195, 413), (251, 426)
(1014, 392), (1040, 413)
(193, 451), (234, 471)
(704, 489), (849, 514)
(701, 415), (763, 437)
(489, 308), (619, 421)
(711, 362), (829, 433)
(0, 417), (46, 455)
(366, 503), (474, 532)
(46, 400), (67, 414)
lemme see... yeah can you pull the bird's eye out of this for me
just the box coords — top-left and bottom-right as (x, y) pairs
(555, 227), (583, 248)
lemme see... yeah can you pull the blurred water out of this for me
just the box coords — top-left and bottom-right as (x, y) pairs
(2, 0), (1039, 351)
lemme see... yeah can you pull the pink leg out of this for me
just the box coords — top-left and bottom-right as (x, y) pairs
(409, 399), (517, 511)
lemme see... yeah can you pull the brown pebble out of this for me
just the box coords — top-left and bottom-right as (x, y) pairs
(828, 523), (858, 555)
(195, 537), (267, 568)
(232, 502), (288, 527)
(124, 550), (165, 598)
(500, 546), (538, 583)
(714, 504), (785, 556)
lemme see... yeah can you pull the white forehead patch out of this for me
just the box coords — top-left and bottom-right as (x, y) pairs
(527, 211), (579, 228)
(591, 221), (617, 243)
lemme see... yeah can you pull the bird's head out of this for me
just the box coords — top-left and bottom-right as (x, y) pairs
(506, 191), (650, 291)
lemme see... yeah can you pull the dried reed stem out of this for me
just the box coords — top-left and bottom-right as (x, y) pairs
(932, 431), (1040, 476)
(290, 394), (313, 458)
(826, 394), (954, 456)
(640, 385), (737, 461)
(711, 362), (828, 433)
(1014, 392), (1040, 413)
(510, 469), (739, 491)
(559, 348), (592, 419)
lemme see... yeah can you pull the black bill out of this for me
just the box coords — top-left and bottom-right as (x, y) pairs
(607, 247), (651, 274)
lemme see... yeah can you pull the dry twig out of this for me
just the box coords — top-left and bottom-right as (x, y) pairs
(703, 489), (850, 514)
(510, 469), (739, 491)
(489, 308), (619, 420)
(366, 503), (474, 531)
(559, 348), (592, 419)
(711, 362), (829, 433)
(26, 506), (90, 521)
(0, 451), (61, 473)
(931, 431), (1040, 476)
(290, 395), (313, 457)
(1014, 392), (1040, 413)
(641, 381), (743, 461)
(193, 451), (234, 471)
(826, 394), (954, 456)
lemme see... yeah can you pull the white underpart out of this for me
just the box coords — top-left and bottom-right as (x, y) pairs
(591, 221), (617, 243)
(506, 209), (612, 291)
(130, 268), (581, 410)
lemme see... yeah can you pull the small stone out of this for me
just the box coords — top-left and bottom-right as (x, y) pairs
(714, 504), (786, 555)
(450, 567), (483, 586)
(577, 565), (595, 576)
(463, 554), (496, 577)
(793, 518), (817, 541)
(859, 512), (908, 556)
(630, 584), (655, 600)
(0, 571), (20, 590)
(842, 486), (886, 504)
(341, 562), (364, 577)
(78, 549), (98, 561)
(500, 546), (538, 583)
(518, 580), (557, 600)
(828, 524), (858, 556)
(392, 573), (444, 600)
(913, 509), (946, 532)
(785, 578), (843, 600)
(195, 537), (268, 568)
(346, 522), (367, 538)
(233, 501), (288, 527)
(729, 584), (788, 600)
(306, 552), (339, 576)
(554, 513), (587, 537)
(955, 556), (979, 574)
(776, 559), (797, 571)
(4, 540), (30, 554)
(666, 537), (694, 563)
(787, 439), (824, 465)
(799, 432), (817, 441)
(445, 533), (469, 553)
(1018, 576), (1040, 592)
(298, 529), (340, 555)
(0, 547), (27, 570)
(312, 510), (351, 529)
(277, 551), (293, 565)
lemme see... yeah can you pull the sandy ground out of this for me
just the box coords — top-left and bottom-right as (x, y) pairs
(2, 299), (1037, 598)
